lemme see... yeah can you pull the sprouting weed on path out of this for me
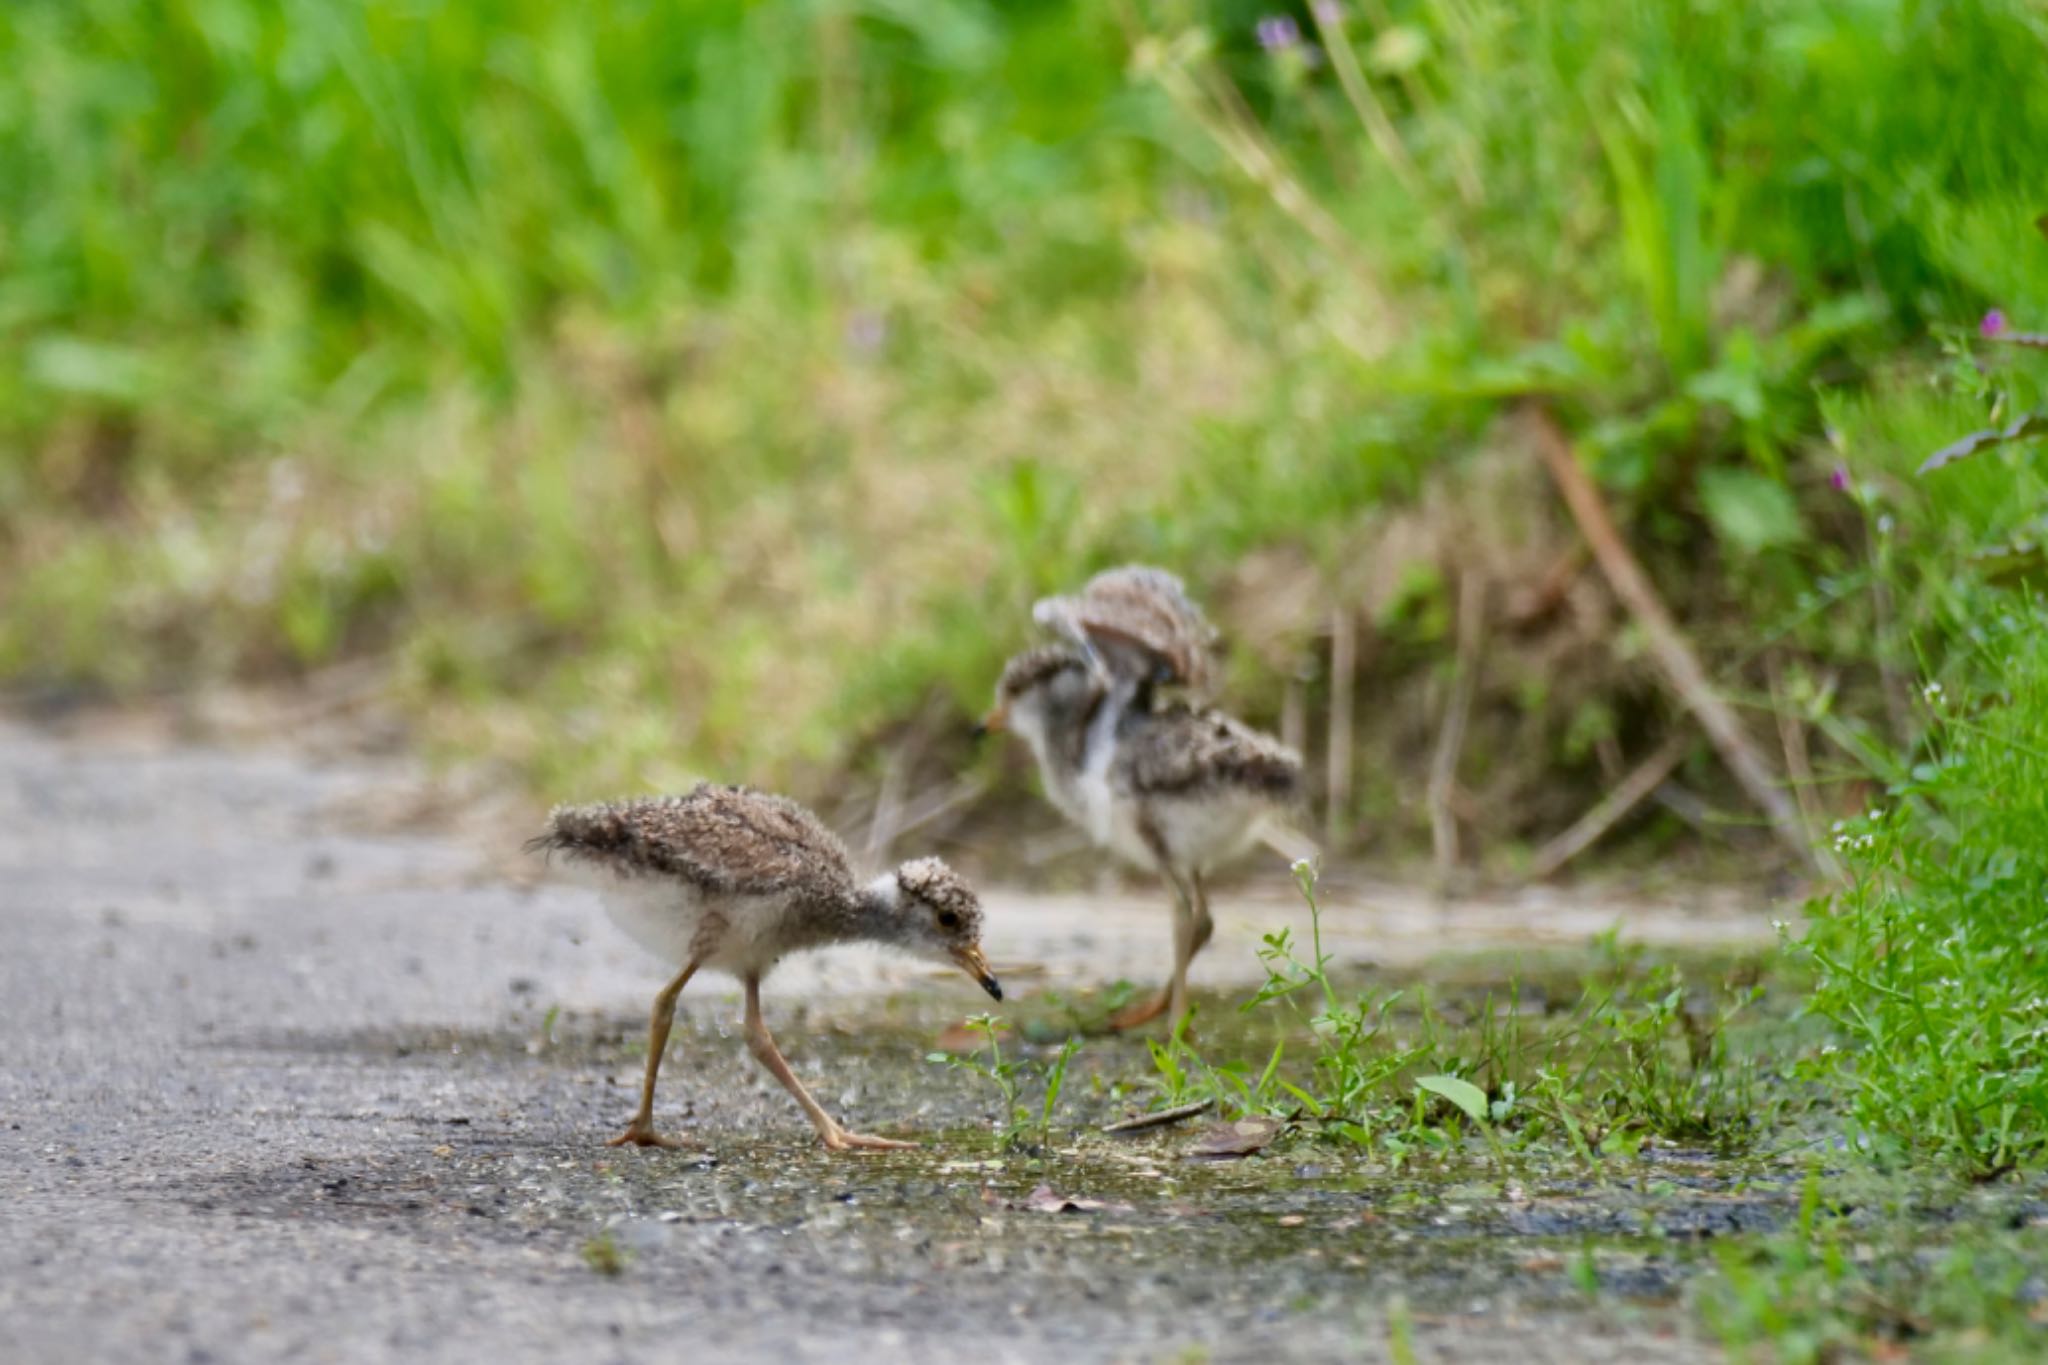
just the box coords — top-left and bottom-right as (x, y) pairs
(928, 1013), (1080, 1151)
(1147, 863), (1773, 1165)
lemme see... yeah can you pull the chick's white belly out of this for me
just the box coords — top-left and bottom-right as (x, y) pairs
(1106, 790), (1273, 876)
(1077, 757), (1120, 847)
(597, 876), (793, 976)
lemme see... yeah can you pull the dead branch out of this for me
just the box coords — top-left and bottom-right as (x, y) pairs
(1324, 605), (1357, 850)
(1527, 407), (1824, 875)
(1102, 1099), (1216, 1135)
(1650, 780), (1715, 834)
(864, 689), (948, 864)
(887, 774), (992, 848)
(1280, 664), (1308, 760)
(1428, 571), (1487, 883)
(1525, 732), (1692, 882)
(1765, 653), (1847, 884)
(865, 747), (909, 866)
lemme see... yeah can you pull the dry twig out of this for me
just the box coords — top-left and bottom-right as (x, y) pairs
(1102, 1099), (1216, 1135)
(1325, 605), (1357, 850)
(1765, 653), (1846, 883)
(1527, 408), (1822, 874)
(1428, 572), (1486, 882)
(1525, 732), (1692, 882)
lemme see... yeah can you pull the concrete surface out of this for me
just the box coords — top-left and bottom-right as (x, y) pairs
(0, 717), (1769, 1363)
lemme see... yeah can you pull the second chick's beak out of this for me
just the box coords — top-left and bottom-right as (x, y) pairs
(972, 705), (1007, 741)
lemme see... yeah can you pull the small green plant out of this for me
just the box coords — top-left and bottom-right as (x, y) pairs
(1587, 963), (1770, 1152)
(1246, 862), (1435, 1133)
(580, 1231), (627, 1277)
(1414, 1074), (1508, 1172)
(1699, 1176), (2048, 1363)
(1156, 859), (1773, 1162)
(1038, 1033), (1080, 1142)
(928, 1014), (1079, 1151)
(1385, 1295), (1418, 1365)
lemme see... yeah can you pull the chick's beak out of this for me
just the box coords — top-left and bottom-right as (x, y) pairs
(953, 944), (1002, 1001)
(972, 705), (1007, 741)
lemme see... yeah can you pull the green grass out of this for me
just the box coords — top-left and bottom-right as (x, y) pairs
(1097, 856), (2048, 1356)
(578, 1229), (627, 1277)
(5, 0), (2047, 857)
(1142, 863), (1786, 1165)
(926, 1011), (1079, 1151)
(1795, 603), (2048, 1178)
(1700, 1172), (2048, 1363)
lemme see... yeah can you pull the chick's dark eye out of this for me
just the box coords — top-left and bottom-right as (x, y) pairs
(937, 910), (960, 930)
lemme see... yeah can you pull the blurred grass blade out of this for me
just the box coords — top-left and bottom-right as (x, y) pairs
(1921, 410), (2047, 474)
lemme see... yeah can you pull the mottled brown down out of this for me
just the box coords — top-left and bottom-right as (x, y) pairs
(1119, 704), (1302, 802)
(995, 644), (1093, 705)
(992, 565), (1305, 1036)
(1033, 564), (1221, 700)
(529, 783), (858, 903)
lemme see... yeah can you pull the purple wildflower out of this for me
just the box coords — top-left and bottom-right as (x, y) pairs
(1311, 0), (1344, 24)
(1256, 15), (1302, 52)
(1829, 465), (1850, 492)
(844, 309), (887, 356)
(1981, 309), (2008, 338)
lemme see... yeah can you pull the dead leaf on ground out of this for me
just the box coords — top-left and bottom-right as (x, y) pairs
(933, 1020), (999, 1054)
(1017, 1183), (1134, 1215)
(1186, 1116), (1284, 1160)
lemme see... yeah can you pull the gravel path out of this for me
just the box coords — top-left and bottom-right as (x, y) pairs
(0, 715), (1768, 1363)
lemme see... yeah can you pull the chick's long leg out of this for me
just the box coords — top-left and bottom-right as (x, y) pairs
(1189, 871), (1216, 960)
(1108, 867), (1199, 1034)
(743, 977), (916, 1153)
(609, 957), (703, 1148)
(1108, 816), (1201, 1034)
(1164, 870), (1202, 1036)
(1162, 872), (1219, 1039)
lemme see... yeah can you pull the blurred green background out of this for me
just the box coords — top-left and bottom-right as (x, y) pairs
(5, 0), (2046, 870)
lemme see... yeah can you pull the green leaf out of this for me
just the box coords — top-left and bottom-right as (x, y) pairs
(1368, 26), (1430, 73)
(26, 337), (151, 403)
(1277, 1080), (1326, 1116)
(1699, 467), (1804, 554)
(1416, 1075), (1490, 1126)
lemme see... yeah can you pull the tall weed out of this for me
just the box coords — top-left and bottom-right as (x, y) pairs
(1797, 606), (2048, 1177)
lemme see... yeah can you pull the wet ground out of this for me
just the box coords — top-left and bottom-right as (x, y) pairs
(0, 713), (1790, 1363)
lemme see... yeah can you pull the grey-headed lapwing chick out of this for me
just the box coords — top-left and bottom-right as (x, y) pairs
(984, 566), (1304, 1034)
(529, 783), (1000, 1152)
